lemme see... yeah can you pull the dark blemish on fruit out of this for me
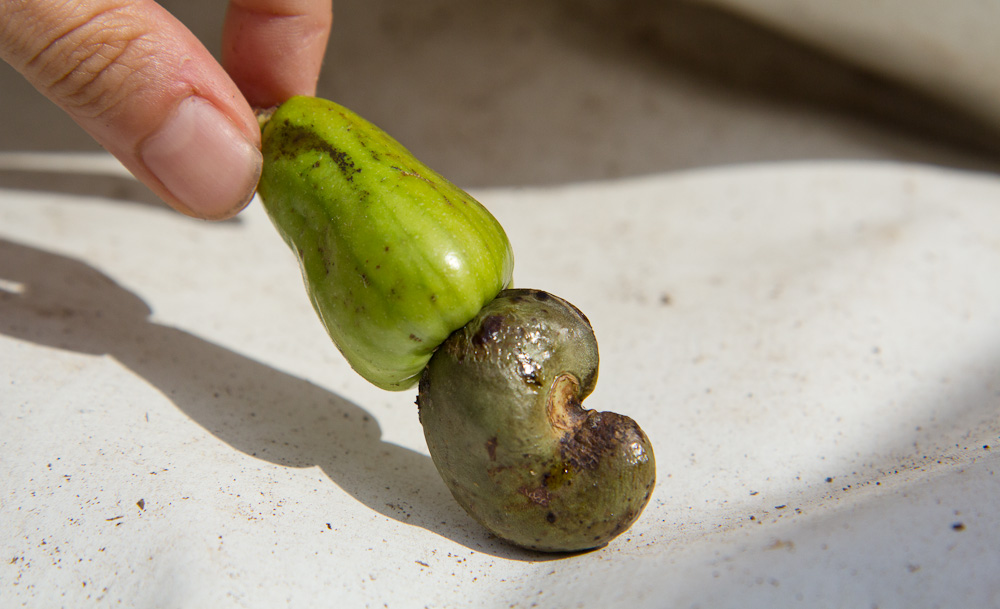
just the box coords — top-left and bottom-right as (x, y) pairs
(519, 485), (551, 507)
(559, 411), (643, 472)
(279, 125), (361, 181)
(473, 314), (505, 347)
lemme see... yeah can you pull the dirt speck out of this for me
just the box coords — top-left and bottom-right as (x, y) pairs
(766, 539), (795, 551)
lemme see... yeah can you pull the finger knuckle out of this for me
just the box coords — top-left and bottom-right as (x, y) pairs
(24, 4), (155, 120)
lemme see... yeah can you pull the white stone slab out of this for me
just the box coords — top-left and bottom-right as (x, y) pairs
(2, 156), (998, 607)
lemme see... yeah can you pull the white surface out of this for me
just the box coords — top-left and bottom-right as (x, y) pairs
(699, 0), (1000, 127)
(3, 156), (999, 607)
(5, 1), (1000, 187)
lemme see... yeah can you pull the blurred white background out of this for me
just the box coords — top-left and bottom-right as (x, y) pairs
(2, 0), (999, 196)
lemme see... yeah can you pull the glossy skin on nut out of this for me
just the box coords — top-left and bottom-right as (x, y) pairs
(418, 289), (656, 552)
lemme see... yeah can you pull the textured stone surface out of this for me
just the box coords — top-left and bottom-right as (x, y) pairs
(3, 159), (999, 606)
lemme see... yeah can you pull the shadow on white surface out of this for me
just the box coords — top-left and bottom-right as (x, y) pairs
(0, 237), (565, 562)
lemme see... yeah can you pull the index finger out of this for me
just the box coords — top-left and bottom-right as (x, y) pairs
(222, 0), (333, 108)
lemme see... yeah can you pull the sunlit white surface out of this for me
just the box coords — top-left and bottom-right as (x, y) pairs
(2, 155), (999, 608)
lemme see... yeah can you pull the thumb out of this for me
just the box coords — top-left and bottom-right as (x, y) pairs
(0, 0), (262, 220)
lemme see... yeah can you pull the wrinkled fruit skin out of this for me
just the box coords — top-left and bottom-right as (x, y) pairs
(257, 96), (514, 390)
(418, 289), (655, 552)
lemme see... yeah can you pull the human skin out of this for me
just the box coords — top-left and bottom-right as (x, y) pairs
(0, 0), (333, 219)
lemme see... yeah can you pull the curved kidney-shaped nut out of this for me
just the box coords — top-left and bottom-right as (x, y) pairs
(418, 289), (655, 552)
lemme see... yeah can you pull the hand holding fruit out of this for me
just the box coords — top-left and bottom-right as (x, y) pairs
(3, 1), (654, 549)
(0, 0), (332, 219)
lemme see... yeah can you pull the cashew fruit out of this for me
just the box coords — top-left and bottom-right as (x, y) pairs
(418, 289), (656, 552)
(257, 96), (514, 390)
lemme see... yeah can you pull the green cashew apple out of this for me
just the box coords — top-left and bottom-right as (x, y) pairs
(418, 289), (656, 552)
(257, 96), (514, 390)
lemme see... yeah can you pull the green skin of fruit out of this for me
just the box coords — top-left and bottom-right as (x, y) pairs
(418, 289), (656, 552)
(257, 96), (514, 390)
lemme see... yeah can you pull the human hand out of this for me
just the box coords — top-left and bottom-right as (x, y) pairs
(0, 0), (333, 219)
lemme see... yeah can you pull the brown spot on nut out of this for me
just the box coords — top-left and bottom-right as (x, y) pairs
(519, 485), (551, 507)
(547, 373), (587, 432)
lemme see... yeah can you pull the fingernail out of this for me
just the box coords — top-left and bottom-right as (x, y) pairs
(140, 96), (262, 219)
